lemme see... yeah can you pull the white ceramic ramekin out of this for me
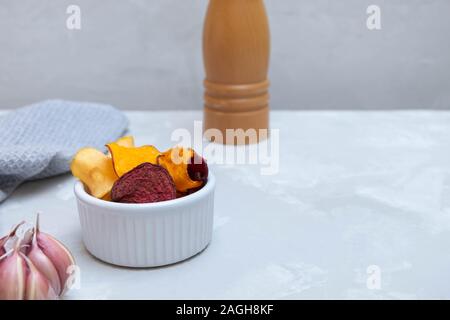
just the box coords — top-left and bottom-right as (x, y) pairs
(74, 174), (215, 268)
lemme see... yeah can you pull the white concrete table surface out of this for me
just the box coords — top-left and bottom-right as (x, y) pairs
(1, 110), (450, 299)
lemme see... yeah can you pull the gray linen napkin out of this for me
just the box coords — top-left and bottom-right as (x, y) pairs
(0, 100), (128, 202)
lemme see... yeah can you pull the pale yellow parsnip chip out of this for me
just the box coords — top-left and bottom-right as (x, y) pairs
(70, 148), (118, 198)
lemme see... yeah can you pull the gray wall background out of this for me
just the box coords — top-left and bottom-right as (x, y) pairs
(0, 0), (449, 110)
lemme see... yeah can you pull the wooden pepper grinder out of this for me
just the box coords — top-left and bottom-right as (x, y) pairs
(203, 0), (270, 144)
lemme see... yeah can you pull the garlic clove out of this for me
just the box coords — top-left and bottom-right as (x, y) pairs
(19, 227), (34, 253)
(37, 232), (75, 295)
(0, 221), (25, 256)
(0, 246), (26, 300)
(35, 215), (75, 295)
(27, 228), (62, 295)
(21, 253), (58, 300)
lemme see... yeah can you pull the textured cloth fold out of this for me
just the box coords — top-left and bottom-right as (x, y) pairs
(0, 100), (128, 202)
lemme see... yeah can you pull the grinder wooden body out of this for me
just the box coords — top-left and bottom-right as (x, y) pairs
(203, 0), (270, 144)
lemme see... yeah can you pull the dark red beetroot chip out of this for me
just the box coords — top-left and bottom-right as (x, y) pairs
(111, 163), (176, 204)
(187, 153), (208, 182)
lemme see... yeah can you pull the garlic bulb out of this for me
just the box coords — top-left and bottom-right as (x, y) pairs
(0, 215), (76, 300)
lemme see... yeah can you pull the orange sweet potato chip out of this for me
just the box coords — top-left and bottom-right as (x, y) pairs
(157, 147), (203, 193)
(107, 136), (135, 157)
(106, 143), (161, 177)
(101, 192), (112, 201)
(70, 148), (118, 198)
